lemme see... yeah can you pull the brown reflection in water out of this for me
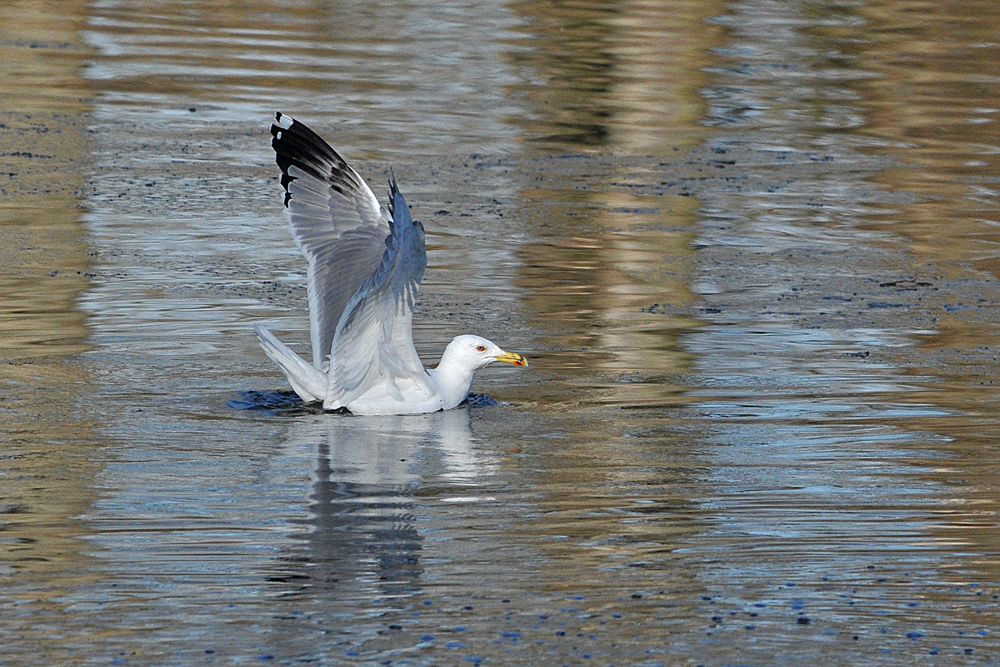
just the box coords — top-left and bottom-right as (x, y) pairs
(504, 0), (722, 410)
(0, 1), (98, 594)
(852, 0), (1000, 272)
(506, 0), (722, 151)
(512, 189), (699, 410)
(848, 0), (1000, 430)
(504, 1), (619, 147)
(800, 0), (1000, 579)
(492, 0), (721, 582)
(82, 0), (322, 99)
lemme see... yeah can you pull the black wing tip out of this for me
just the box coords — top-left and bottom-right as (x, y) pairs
(269, 113), (340, 194)
(270, 111), (292, 138)
(273, 111), (293, 127)
(387, 169), (401, 216)
(269, 113), (348, 177)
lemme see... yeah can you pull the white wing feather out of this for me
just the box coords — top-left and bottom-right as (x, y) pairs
(325, 180), (437, 411)
(270, 113), (390, 369)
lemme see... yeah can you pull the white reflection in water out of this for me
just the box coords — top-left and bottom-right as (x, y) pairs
(275, 408), (493, 603)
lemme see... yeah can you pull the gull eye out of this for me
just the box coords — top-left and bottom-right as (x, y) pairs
(476, 345), (486, 352)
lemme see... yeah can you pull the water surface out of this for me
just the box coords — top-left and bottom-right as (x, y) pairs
(2, 0), (1000, 665)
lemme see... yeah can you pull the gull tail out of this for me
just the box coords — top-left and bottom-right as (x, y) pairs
(253, 324), (327, 403)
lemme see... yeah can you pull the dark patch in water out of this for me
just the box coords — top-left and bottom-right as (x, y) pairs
(464, 393), (500, 409)
(230, 390), (500, 414)
(228, 390), (323, 415)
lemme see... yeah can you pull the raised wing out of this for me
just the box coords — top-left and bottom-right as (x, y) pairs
(270, 112), (390, 369)
(325, 178), (436, 410)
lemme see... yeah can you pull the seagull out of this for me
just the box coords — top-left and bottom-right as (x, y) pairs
(254, 113), (527, 415)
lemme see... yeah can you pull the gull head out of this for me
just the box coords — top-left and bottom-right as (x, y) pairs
(444, 334), (528, 372)
(429, 335), (527, 410)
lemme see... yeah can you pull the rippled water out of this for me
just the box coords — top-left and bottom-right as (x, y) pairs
(3, 0), (1000, 665)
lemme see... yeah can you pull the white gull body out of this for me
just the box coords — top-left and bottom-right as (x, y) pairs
(254, 113), (526, 415)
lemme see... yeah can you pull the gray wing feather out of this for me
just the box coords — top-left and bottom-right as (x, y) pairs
(270, 113), (390, 369)
(327, 180), (434, 407)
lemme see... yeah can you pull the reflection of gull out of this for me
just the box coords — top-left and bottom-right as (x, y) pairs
(278, 409), (492, 601)
(253, 113), (526, 415)
(290, 410), (491, 488)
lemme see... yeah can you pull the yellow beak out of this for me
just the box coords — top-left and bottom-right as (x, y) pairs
(494, 350), (528, 367)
